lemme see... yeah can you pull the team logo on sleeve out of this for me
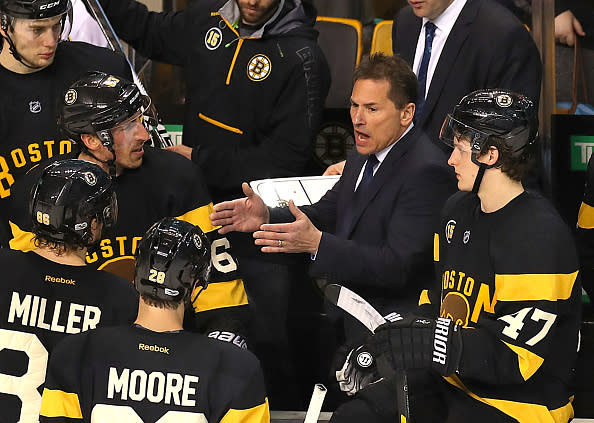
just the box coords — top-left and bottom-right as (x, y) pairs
(445, 220), (456, 244)
(29, 100), (41, 114)
(205, 27), (223, 50)
(64, 89), (77, 105)
(247, 54), (271, 81)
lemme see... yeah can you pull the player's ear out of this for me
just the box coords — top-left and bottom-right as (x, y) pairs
(486, 146), (499, 166)
(80, 134), (103, 152)
(89, 217), (102, 242)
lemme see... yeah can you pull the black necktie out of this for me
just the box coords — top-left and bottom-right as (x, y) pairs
(416, 21), (437, 118)
(356, 154), (379, 195)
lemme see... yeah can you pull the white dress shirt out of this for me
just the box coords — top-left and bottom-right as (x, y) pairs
(412, 0), (468, 99)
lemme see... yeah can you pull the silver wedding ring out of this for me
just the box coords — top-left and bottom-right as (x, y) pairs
(278, 239), (283, 248)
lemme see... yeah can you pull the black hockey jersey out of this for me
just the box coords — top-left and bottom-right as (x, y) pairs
(0, 249), (138, 423)
(39, 325), (269, 423)
(9, 147), (248, 327)
(0, 41), (131, 245)
(431, 191), (581, 423)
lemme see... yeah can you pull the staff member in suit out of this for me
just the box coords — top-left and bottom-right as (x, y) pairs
(393, 0), (542, 149)
(211, 53), (456, 422)
(210, 52), (455, 348)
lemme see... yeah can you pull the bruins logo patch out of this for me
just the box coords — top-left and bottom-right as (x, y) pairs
(64, 89), (77, 105)
(83, 171), (97, 186)
(205, 27), (223, 50)
(495, 94), (513, 107)
(247, 54), (271, 81)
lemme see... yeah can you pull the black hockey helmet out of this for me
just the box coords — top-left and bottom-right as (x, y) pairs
(134, 218), (210, 303)
(440, 89), (538, 158)
(30, 158), (117, 247)
(58, 71), (151, 175)
(0, 0), (71, 20)
(59, 71), (150, 147)
(440, 89), (538, 193)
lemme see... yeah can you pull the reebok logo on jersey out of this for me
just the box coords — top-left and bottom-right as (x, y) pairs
(45, 275), (76, 285)
(138, 343), (170, 354)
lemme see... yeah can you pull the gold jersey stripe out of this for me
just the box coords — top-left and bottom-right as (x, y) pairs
(192, 279), (248, 312)
(176, 204), (217, 233)
(418, 289), (431, 306)
(225, 38), (245, 86)
(444, 375), (572, 423)
(40, 388), (83, 418)
(8, 221), (36, 252)
(494, 272), (578, 302)
(503, 341), (545, 380)
(199, 113), (244, 134)
(578, 202), (594, 229)
(433, 233), (439, 262)
(220, 398), (270, 423)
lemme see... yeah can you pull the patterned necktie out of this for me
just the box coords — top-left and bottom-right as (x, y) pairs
(416, 21), (437, 118)
(356, 154), (379, 195)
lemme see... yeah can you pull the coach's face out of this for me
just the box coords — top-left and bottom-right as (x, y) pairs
(236, 0), (280, 26)
(111, 111), (150, 173)
(350, 78), (414, 156)
(408, 0), (455, 20)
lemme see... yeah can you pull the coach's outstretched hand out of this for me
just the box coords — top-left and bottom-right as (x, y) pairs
(210, 182), (270, 234)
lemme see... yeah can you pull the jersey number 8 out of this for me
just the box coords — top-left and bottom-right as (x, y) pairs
(0, 328), (49, 423)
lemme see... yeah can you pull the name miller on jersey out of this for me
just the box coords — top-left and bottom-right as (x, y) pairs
(108, 367), (199, 406)
(8, 291), (101, 334)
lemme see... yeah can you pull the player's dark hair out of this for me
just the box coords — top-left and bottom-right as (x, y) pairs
(353, 53), (418, 109)
(139, 294), (181, 310)
(32, 235), (81, 256)
(478, 136), (536, 181)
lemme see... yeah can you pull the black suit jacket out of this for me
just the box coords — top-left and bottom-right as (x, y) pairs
(271, 126), (456, 338)
(393, 0), (542, 145)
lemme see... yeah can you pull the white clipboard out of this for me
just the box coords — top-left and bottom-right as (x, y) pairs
(250, 175), (340, 208)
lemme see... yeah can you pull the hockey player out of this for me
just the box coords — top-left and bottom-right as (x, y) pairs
(39, 217), (269, 423)
(0, 158), (138, 422)
(9, 71), (249, 344)
(359, 90), (582, 422)
(0, 0), (131, 246)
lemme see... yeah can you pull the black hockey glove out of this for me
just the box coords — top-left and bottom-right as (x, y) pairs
(335, 345), (382, 396)
(368, 316), (463, 378)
